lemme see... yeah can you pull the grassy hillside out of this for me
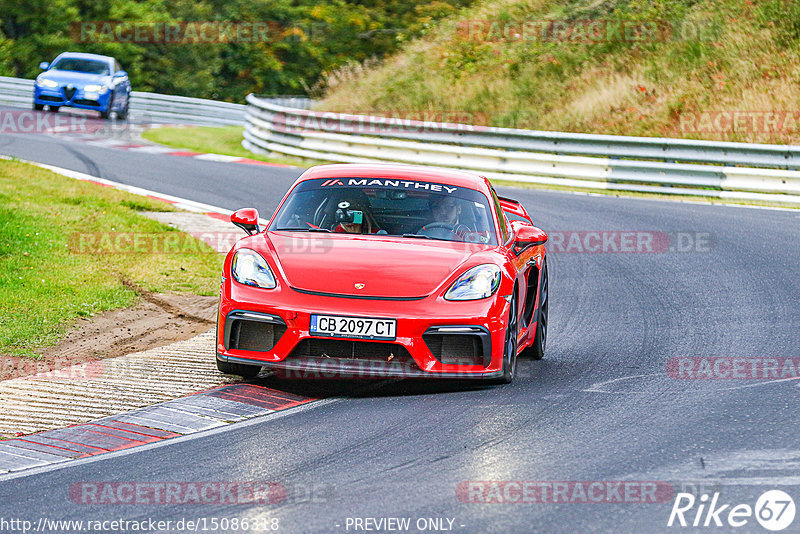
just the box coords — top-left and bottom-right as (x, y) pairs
(319, 0), (800, 144)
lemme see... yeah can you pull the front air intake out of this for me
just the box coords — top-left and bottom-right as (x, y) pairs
(225, 311), (286, 352)
(423, 326), (491, 367)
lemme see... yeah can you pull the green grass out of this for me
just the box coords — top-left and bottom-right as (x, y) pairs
(0, 160), (223, 359)
(142, 125), (309, 167)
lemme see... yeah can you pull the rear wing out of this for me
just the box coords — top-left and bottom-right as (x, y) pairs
(498, 196), (531, 222)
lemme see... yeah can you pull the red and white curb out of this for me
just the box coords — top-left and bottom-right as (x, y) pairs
(0, 383), (315, 474)
(0, 156), (301, 475)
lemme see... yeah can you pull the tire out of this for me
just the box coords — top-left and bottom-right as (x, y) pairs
(495, 294), (518, 384)
(33, 103), (44, 111)
(100, 95), (113, 119)
(48, 105), (60, 112)
(526, 260), (548, 360)
(117, 103), (128, 121)
(216, 357), (262, 378)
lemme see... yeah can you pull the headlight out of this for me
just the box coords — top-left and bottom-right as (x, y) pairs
(231, 249), (277, 289)
(38, 79), (58, 88)
(83, 84), (106, 93)
(444, 264), (501, 301)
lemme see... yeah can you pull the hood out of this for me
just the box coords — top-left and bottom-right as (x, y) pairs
(264, 232), (493, 298)
(40, 70), (110, 87)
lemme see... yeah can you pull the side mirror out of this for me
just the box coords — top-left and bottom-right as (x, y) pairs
(510, 220), (547, 255)
(114, 70), (127, 78)
(231, 208), (260, 235)
(39, 62), (49, 70)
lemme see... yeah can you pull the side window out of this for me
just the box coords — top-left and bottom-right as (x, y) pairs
(490, 187), (509, 243)
(114, 60), (122, 74)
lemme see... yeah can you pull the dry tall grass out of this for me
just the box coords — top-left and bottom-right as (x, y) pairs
(319, 0), (800, 144)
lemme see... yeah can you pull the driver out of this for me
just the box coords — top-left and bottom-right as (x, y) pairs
(417, 195), (471, 240)
(430, 195), (461, 226)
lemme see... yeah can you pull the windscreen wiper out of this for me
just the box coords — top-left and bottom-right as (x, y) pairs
(401, 233), (432, 239)
(275, 227), (332, 232)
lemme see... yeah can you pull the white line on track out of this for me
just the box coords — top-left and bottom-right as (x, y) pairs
(1, 154), (231, 214)
(583, 371), (800, 394)
(581, 373), (663, 393)
(0, 155), (269, 224)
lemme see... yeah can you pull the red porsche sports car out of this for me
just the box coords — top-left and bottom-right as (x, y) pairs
(216, 163), (548, 383)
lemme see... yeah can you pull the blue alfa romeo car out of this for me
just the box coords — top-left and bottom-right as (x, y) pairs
(33, 52), (131, 120)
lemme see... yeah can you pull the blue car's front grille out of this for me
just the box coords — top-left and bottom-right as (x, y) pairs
(39, 95), (63, 103)
(63, 86), (77, 101)
(73, 99), (100, 107)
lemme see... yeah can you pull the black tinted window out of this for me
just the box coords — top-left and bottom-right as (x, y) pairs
(271, 178), (497, 244)
(51, 58), (110, 75)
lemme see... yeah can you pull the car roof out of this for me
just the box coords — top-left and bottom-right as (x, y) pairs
(298, 163), (490, 192)
(54, 52), (114, 63)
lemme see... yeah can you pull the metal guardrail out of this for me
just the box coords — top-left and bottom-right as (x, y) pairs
(0, 76), (244, 126)
(243, 94), (800, 204)
(128, 92), (244, 126)
(0, 76), (34, 107)
(253, 95), (314, 110)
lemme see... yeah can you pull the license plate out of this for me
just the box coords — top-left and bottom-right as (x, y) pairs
(310, 314), (396, 340)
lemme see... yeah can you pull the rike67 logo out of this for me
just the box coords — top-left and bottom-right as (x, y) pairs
(668, 490), (795, 531)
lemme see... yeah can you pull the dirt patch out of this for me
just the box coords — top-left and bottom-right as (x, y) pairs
(1, 292), (218, 381)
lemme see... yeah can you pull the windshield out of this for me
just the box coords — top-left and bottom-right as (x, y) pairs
(51, 58), (110, 75)
(271, 177), (498, 245)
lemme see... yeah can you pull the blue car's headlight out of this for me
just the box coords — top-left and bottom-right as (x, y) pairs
(37, 78), (58, 88)
(231, 249), (277, 289)
(83, 84), (107, 93)
(444, 264), (502, 301)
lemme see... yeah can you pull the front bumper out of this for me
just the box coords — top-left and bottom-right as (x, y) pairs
(216, 282), (510, 379)
(33, 85), (111, 111)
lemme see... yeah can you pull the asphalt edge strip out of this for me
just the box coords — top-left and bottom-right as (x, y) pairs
(0, 395), (338, 483)
(0, 383), (320, 478)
